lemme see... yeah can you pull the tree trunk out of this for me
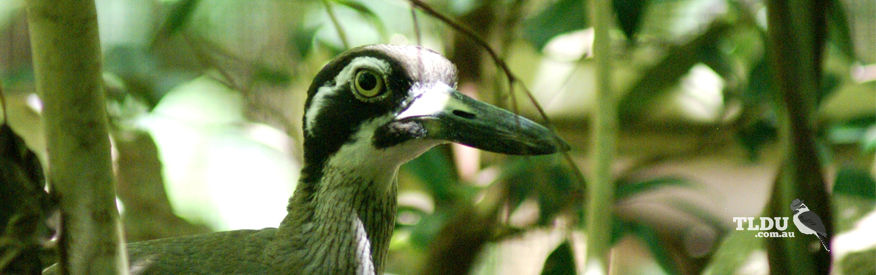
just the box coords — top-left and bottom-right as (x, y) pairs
(24, 0), (128, 273)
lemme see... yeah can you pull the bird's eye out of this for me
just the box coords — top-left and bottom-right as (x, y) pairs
(353, 70), (385, 99)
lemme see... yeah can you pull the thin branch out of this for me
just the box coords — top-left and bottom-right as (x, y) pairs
(322, 0), (350, 49)
(181, 34), (244, 92)
(585, 0), (617, 273)
(410, 5), (422, 46)
(406, 0), (520, 114)
(0, 81), (6, 124)
(407, 0), (586, 186)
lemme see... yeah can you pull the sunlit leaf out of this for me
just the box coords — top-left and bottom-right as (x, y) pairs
(865, 125), (876, 152)
(618, 21), (733, 123)
(522, 0), (589, 50)
(333, 0), (388, 40)
(826, 115), (876, 148)
(540, 240), (576, 275)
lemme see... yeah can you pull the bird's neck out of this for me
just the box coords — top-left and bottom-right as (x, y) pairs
(271, 163), (398, 274)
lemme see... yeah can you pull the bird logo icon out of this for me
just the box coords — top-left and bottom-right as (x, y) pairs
(790, 199), (830, 252)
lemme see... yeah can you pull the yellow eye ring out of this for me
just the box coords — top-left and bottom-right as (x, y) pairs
(353, 70), (385, 99)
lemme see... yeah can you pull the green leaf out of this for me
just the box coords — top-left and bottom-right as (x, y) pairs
(333, 0), (388, 40)
(833, 168), (876, 199)
(631, 223), (681, 275)
(151, 0), (201, 46)
(839, 249), (876, 275)
(499, 156), (578, 225)
(826, 115), (876, 149)
(817, 72), (841, 107)
(702, 230), (763, 275)
(669, 200), (726, 233)
(535, 161), (578, 225)
(610, 217), (629, 245)
(699, 43), (735, 82)
(401, 148), (458, 205)
(612, 0), (648, 39)
(826, 0), (856, 60)
(252, 65), (292, 86)
(522, 0), (589, 50)
(618, 21), (733, 123)
(743, 58), (774, 105)
(616, 176), (693, 201)
(865, 125), (876, 152)
(502, 157), (538, 211)
(540, 240), (577, 275)
(292, 26), (319, 58)
(735, 119), (778, 161)
(408, 209), (451, 249)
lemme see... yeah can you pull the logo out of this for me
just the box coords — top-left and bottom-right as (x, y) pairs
(790, 199), (830, 252)
(732, 198), (830, 252)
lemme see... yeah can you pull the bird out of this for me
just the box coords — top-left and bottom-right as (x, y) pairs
(46, 44), (568, 274)
(791, 199), (830, 252)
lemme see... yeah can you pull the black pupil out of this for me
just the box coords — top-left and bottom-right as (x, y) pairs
(357, 72), (378, 91)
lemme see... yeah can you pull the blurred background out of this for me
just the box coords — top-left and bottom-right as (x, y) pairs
(1, 0), (874, 274)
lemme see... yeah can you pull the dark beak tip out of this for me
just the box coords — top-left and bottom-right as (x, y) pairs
(540, 136), (571, 155)
(508, 135), (571, 155)
(555, 137), (572, 152)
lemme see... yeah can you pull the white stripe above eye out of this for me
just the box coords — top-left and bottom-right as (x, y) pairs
(304, 57), (392, 136)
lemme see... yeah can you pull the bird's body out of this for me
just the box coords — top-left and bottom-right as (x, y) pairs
(792, 212), (820, 235)
(791, 199), (830, 252)
(48, 44), (566, 274)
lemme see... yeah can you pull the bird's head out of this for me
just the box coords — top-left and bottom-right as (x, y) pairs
(300, 45), (568, 183)
(790, 199), (809, 213)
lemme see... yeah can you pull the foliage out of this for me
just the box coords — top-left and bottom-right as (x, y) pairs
(0, 0), (873, 274)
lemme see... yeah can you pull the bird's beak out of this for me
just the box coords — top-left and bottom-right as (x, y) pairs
(393, 83), (569, 155)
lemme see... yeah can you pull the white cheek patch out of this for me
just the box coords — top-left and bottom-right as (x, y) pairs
(326, 115), (440, 191)
(304, 56), (393, 136)
(304, 86), (335, 135)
